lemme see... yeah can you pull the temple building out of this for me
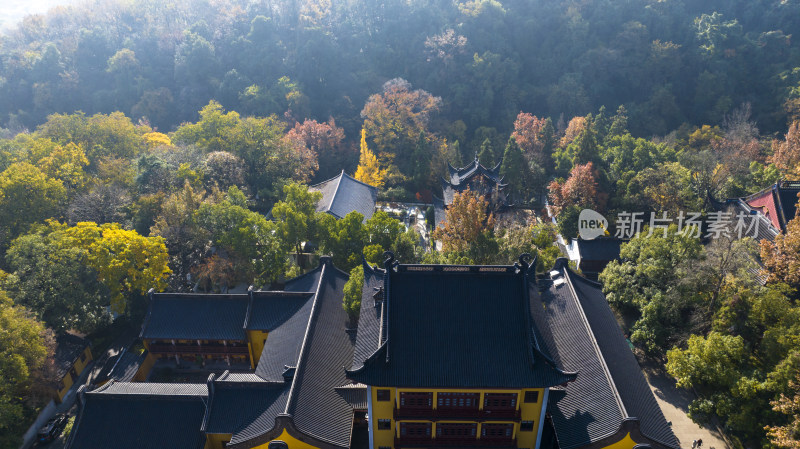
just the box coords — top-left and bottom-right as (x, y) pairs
(433, 155), (510, 228)
(50, 333), (93, 403)
(715, 180), (800, 241)
(66, 256), (678, 449)
(68, 258), (360, 449)
(310, 170), (378, 222)
(349, 254), (678, 449)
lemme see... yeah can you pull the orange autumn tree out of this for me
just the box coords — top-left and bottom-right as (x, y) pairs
(761, 199), (800, 287)
(770, 120), (800, 179)
(432, 188), (495, 253)
(354, 127), (386, 188)
(547, 162), (606, 216)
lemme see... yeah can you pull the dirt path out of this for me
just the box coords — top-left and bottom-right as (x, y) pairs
(639, 359), (729, 449)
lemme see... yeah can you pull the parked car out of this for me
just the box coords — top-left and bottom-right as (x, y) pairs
(37, 414), (68, 444)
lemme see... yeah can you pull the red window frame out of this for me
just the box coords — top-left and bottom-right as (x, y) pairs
(437, 392), (480, 409)
(399, 422), (431, 438)
(483, 393), (518, 410)
(481, 423), (514, 439)
(399, 392), (433, 409)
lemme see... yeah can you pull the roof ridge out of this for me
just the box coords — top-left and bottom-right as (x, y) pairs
(561, 268), (627, 418)
(151, 293), (249, 300)
(339, 170), (379, 191)
(326, 171), (345, 217)
(283, 261), (327, 414)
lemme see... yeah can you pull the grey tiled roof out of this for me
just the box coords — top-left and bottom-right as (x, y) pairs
(286, 260), (356, 447)
(446, 158), (504, 185)
(140, 293), (249, 341)
(534, 259), (679, 449)
(66, 382), (208, 449)
(351, 260), (384, 370)
(310, 170), (377, 221)
(335, 383), (368, 410)
(441, 157), (508, 207)
(715, 198), (779, 242)
(246, 291), (315, 330)
(575, 238), (623, 262)
(283, 264), (324, 292)
(254, 291), (316, 382)
(54, 333), (90, 380)
(103, 348), (145, 383)
(534, 274), (626, 448)
(567, 270), (678, 448)
(92, 381), (208, 396)
(348, 261), (575, 388)
(204, 374), (290, 441)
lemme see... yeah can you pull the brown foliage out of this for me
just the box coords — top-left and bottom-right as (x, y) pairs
(286, 118), (349, 177)
(512, 112), (548, 164)
(765, 374), (800, 448)
(547, 162), (606, 215)
(770, 121), (800, 179)
(432, 188), (495, 253)
(760, 203), (800, 287)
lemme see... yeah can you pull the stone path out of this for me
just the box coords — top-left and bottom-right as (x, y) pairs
(639, 359), (728, 449)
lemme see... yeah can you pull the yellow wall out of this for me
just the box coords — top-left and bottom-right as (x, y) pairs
(55, 347), (93, 402)
(602, 432), (637, 449)
(247, 330), (269, 366)
(369, 387), (546, 449)
(518, 389), (545, 448)
(371, 387), (396, 449)
(134, 351), (157, 381)
(251, 429), (321, 449)
(204, 433), (232, 449)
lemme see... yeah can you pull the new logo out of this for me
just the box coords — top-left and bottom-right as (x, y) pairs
(578, 209), (608, 240)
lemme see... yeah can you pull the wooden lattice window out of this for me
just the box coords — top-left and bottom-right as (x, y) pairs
(437, 392), (479, 409)
(482, 423), (514, 438)
(399, 392), (433, 409)
(437, 423), (477, 438)
(483, 393), (517, 409)
(399, 422), (431, 438)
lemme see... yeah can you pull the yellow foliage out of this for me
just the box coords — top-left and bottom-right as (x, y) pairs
(354, 128), (386, 188)
(38, 142), (89, 190)
(143, 132), (173, 149)
(62, 222), (171, 314)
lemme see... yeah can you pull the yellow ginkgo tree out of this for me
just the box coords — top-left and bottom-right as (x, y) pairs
(65, 222), (171, 314)
(354, 127), (386, 188)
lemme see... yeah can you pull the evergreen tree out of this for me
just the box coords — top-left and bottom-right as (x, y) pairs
(478, 138), (495, 167)
(500, 137), (528, 203)
(411, 131), (431, 189)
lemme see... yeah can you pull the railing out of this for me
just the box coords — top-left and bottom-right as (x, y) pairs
(394, 408), (520, 420)
(395, 437), (516, 448)
(147, 343), (249, 355)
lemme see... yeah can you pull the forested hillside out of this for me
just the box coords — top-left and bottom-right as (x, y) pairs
(2, 0), (799, 141)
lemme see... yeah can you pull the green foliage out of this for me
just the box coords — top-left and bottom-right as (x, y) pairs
(0, 292), (52, 445)
(6, 222), (109, 332)
(342, 264), (364, 325)
(600, 225), (703, 353)
(271, 182), (324, 256)
(35, 112), (147, 166)
(499, 137), (529, 203)
(667, 332), (748, 389)
(321, 211), (367, 272)
(195, 187), (289, 286)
